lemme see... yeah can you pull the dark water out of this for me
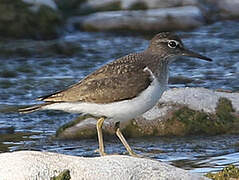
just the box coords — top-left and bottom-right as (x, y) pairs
(0, 20), (239, 174)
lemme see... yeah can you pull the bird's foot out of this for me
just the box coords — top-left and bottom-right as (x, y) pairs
(95, 149), (107, 156)
(129, 151), (139, 157)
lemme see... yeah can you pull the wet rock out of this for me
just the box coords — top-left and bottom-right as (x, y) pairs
(75, 6), (205, 32)
(56, 88), (239, 139)
(0, 151), (209, 180)
(0, 0), (62, 39)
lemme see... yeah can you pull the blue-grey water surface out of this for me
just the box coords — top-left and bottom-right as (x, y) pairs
(0, 20), (239, 174)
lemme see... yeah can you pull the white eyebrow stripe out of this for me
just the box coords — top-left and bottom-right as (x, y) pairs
(155, 39), (179, 44)
(155, 39), (168, 43)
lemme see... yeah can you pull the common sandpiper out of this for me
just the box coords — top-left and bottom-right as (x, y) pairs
(19, 32), (212, 156)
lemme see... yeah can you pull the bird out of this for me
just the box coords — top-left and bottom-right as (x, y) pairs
(19, 32), (212, 156)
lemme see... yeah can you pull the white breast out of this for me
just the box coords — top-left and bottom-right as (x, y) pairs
(44, 68), (167, 122)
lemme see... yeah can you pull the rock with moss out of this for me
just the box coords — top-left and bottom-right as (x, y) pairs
(205, 165), (239, 180)
(56, 88), (239, 140)
(75, 6), (205, 32)
(0, 0), (62, 39)
(56, 115), (99, 139)
(0, 151), (209, 180)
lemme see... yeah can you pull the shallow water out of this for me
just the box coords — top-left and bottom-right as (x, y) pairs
(0, 20), (239, 174)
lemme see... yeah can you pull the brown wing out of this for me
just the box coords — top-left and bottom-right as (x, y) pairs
(39, 53), (152, 103)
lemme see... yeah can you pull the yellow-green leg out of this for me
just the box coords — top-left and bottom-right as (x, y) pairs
(96, 117), (106, 156)
(115, 122), (138, 157)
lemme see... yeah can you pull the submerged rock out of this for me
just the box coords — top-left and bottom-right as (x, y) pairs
(0, 39), (83, 58)
(0, 131), (41, 153)
(56, 88), (239, 139)
(75, 6), (205, 32)
(0, 151), (209, 180)
(0, 0), (62, 39)
(0, 126), (15, 134)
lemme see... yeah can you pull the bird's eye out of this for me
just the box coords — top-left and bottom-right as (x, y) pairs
(168, 40), (178, 48)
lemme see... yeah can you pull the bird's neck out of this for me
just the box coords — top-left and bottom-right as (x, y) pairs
(143, 51), (170, 86)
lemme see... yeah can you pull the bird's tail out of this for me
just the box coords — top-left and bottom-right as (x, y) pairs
(18, 102), (53, 114)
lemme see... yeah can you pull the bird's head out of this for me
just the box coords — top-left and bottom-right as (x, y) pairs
(148, 32), (212, 63)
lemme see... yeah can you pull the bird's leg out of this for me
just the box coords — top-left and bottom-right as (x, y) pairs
(96, 117), (106, 156)
(115, 121), (138, 157)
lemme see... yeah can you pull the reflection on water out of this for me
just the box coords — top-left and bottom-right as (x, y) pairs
(0, 20), (239, 173)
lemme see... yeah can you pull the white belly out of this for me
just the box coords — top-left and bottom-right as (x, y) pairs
(43, 78), (166, 122)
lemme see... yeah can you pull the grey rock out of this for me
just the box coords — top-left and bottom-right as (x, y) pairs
(77, 6), (205, 32)
(81, 0), (200, 10)
(0, 151), (209, 180)
(158, 87), (239, 113)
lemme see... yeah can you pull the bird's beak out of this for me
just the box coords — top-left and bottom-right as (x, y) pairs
(181, 48), (212, 61)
